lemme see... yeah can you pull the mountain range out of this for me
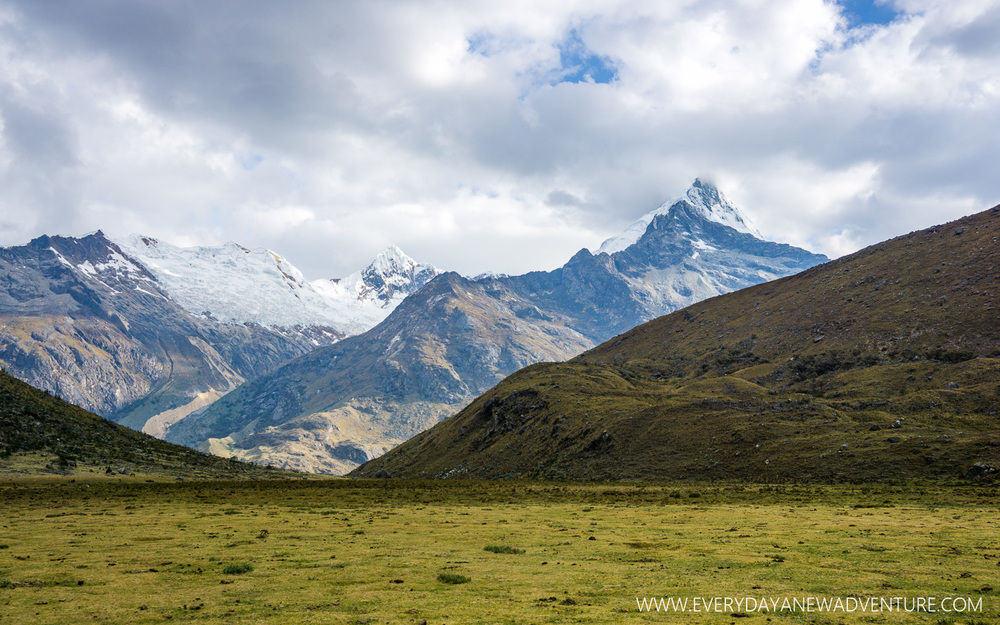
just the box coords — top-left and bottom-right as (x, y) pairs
(352, 205), (1000, 482)
(0, 180), (827, 474)
(0, 234), (437, 439)
(162, 180), (827, 473)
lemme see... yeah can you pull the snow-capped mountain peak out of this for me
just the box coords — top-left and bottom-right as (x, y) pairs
(352, 245), (439, 305)
(115, 235), (438, 335)
(596, 179), (760, 254)
(364, 245), (419, 281)
(684, 178), (761, 239)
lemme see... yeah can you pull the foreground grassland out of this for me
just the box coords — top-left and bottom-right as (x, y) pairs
(0, 479), (997, 624)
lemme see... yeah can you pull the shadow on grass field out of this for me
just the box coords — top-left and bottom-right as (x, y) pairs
(0, 478), (997, 624)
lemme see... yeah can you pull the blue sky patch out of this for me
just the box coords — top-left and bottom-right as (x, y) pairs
(839, 0), (903, 28)
(467, 31), (497, 57)
(554, 29), (617, 85)
(239, 153), (264, 171)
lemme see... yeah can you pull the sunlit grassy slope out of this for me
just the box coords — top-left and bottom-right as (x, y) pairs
(354, 205), (1000, 481)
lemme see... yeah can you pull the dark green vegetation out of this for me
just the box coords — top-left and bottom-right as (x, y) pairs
(484, 545), (525, 554)
(1, 479), (997, 624)
(437, 572), (472, 584)
(355, 206), (1000, 482)
(0, 370), (294, 479)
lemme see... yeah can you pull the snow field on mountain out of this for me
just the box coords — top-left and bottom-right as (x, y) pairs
(116, 235), (437, 334)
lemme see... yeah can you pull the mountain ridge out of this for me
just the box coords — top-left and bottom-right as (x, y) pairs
(165, 270), (594, 473)
(0, 232), (436, 439)
(351, 204), (1000, 482)
(116, 235), (439, 334)
(173, 180), (828, 473)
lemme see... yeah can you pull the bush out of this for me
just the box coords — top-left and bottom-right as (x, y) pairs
(222, 563), (253, 575)
(789, 352), (853, 380)
(924, 348), (977, 364)
(437, 573), (470, 584)
(484, 545), (524, 554)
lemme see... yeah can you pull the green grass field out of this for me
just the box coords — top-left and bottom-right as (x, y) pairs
(1, 478), (996, 624)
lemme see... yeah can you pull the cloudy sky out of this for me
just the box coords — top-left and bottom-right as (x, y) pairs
(1, 0), (998, 278)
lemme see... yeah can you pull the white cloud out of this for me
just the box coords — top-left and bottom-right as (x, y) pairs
(0, 0), (997, 278)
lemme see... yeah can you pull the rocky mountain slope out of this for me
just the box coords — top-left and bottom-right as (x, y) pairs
(166, 272), (594, 473)
(352, 205), (1000, 482)
(0, 233), (436, 438)
(0, 370), (290, 479)
(174, 180), (827, 473)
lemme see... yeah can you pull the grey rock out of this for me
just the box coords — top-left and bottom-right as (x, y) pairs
(963, 462), (998, 479)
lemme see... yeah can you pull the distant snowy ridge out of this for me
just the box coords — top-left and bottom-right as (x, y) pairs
(597, 178), (762, 254)
(115, 235), (438, 335)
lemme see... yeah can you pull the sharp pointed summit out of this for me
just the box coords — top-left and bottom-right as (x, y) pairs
(685, 178), (762, 238)
(369, 244), (414, 271)
(597, 178), (761, 254)
(326, 244), (440, 311)
(362, 245), (428, 291)
(1, 182), (825, 475)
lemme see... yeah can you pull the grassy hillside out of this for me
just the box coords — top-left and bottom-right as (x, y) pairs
(0, 370), (294, 479)
(353, 206), (1000, 482)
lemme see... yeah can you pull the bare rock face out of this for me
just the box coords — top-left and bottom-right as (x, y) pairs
(0, 230), (444, 443)
(964, 462), (998, 479)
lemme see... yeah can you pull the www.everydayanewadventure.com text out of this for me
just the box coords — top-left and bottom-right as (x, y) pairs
(636, 595), (984, 614)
